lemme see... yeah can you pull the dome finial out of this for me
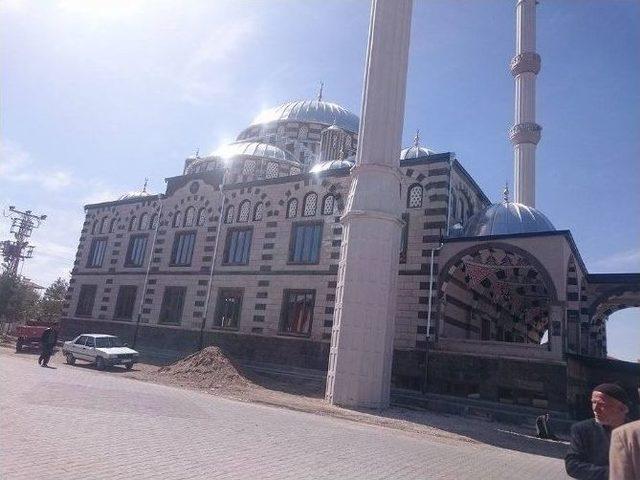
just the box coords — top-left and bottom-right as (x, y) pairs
(503, 181), (510, 203)
(195, 148), (200, 159)
(413, 129), (420, 148)
(317, 81), (324, 102)
(142, 177), (149, 193)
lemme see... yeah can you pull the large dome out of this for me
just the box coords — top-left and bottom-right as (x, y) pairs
(309, 157), (355, 173)
(464, 202), (555, 236)
(249, 100), (359, 133)
(400, 145), (435, 160)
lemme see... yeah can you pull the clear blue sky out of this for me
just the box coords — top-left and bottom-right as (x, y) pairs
(1, 0), (638, 360)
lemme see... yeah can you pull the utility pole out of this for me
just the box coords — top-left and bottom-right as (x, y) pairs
(1, 206), (47, 275)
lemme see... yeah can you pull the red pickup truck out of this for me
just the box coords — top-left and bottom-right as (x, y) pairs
(13, 322), (58, 352)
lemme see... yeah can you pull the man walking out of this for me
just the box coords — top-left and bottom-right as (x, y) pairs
(38, 326), (58, 367)
(565, 383), (630, 480)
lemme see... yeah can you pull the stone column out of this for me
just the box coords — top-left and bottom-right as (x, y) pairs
(510, 0), (541, 207)
(325, 0), (413, 409)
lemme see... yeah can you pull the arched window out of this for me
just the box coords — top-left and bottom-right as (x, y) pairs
(196, 208), (207, 226)
(91, 220), (98, 235)
(303, 192), (318, 217)
(109, 218), (118, 233)
(253, 202), (264, 221)
(407, 184), (423, 208)
(149, 213), (158, 230)
(322, 194), (335, 215)
(298, 126), (308, 139)
(172, 211), (182, 228)
(184, 206), (196, 227)
(224, 205), (235, 224)
(129, 216), (137, 231)
(99, 217), (107, 234)
(290, 166), (301, 176)
(139, 213), (149, 230)
(286, 198), (298, 218)
(238, 200), (251, 222)
(266, 162), (279, 179)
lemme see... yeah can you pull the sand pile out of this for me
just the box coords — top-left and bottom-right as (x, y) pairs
(156, 346), (250, 390)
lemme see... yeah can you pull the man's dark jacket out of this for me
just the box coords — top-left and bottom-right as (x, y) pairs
(40, 328), (57, 353)
(565, 418), (611, 480)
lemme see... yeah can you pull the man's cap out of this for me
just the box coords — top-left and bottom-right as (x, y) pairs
(593, 383), (630, 406)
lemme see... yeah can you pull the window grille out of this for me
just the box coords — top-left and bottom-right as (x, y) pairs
(303, 193), (318, 217)
(322, 195), (335, 215)
(238, 201), (251, 223)
(224, 205), (235, 224)
(408, 184), (423, 208)
(213, 288), (243, 329)
(287, 198), (298, 218)
(114, 285), (137, 320)
(76, 285), (97, 317)
(159, 286), (186, 324)
(266, 162), (279, 178)
(253, 202), (264, 221)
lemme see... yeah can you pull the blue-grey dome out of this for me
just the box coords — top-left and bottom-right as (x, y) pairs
(400, 145), (435, 160)
(250, 100), (359, 133)
(463, 202), (555, 236)
(309, 157), (355, 173)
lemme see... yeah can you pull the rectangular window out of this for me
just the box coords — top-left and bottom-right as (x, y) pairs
(75, 285), (97, 317)
(125, 234), (148, 267)
(223, 227), (253, 265)
(399, 213), (409, 264)
(87, 238), (107, 267)
(170, 231), (196, 266)
(213, 288), (243, 329)
(158, 286), (186, 325)
(113, 285), (137, 320)
(279, 289), (315, 336)
(288, 222), (322, 264)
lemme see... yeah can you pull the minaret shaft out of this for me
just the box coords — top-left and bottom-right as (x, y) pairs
(510, 0), (541, 207)
(325, 0), (412, 409)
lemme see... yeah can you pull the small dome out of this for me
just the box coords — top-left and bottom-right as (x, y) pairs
(400, 145), (435, 160)
(464, 202), (555, 236)
(119, 190), (152, 201)
(249, 100), (359, 133)
(309, 157), (355, 173)
(213, 141), (292, 162)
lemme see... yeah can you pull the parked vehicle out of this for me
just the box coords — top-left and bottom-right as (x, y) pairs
(14, 322), (58, 352)
(62, 334), (139, 370)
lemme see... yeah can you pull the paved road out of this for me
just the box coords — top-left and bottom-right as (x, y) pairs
(1, 350), (568, 479)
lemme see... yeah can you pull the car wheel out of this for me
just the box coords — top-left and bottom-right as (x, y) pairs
(125, 363), (134, 370)
(95, 356), (106, 371)
(65, 353), (76, 365)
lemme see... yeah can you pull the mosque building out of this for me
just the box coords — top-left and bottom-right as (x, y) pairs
(60, 0), (639, 418)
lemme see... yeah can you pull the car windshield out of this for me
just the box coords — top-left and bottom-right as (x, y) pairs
(94, 337), (125, 348)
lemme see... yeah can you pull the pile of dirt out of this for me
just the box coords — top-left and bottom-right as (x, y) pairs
(155, 346), (250, 390)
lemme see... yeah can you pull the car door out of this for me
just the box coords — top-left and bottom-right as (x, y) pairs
(83, 336), (97, 362)
(70, 336), (87, 358)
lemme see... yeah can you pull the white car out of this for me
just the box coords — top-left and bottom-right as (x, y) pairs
(62, 334), (139, 370)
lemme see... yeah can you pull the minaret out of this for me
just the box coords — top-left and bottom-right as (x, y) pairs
(325, 0), (413, 408)
(510, 0), (541, 207)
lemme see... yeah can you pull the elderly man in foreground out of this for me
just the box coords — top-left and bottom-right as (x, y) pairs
(565, 383), (630, 480)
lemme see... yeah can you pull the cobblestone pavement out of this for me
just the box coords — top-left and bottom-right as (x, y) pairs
(1, 351), (568, 479)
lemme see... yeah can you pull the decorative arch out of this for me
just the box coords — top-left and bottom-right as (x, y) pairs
(129, 216), (137, 231)
(149, 213), (159, 230)
(437, 242), (559, 345)
(99, 217), (107, 234)
(91, 219), (98, 235)
(109, 218), (118, 233)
